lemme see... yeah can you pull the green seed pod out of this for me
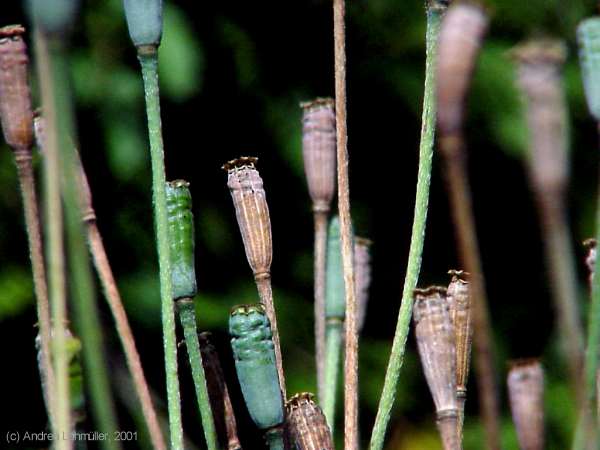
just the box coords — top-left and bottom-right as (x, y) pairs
(27, 0), (79, 36)
(166, 180), (197, 301)
(325, 217), (346, 321)
(578, 17), (600, 120)
(123, 0), (163, 49)
(229, 304), (284, 431)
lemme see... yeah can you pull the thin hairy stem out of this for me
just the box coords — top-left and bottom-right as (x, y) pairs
(314, 210), (329, 400)
(177, 299), (218, 450)
(87, 221), (166, 450)
(333, 0), (359, 448)
(138, 49), (183, 449)
(33, 30), (70, 450)
(369, 6), (443, 449)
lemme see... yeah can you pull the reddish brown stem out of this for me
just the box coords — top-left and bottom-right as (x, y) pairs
(314, 209), (329, 400)
(439, 133), (501, 450)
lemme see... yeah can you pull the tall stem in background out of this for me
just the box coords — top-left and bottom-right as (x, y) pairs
(332, 0), (359, 448)
(369, 3), (445, 448)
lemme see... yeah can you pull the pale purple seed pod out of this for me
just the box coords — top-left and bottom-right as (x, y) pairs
(300, 98), (337, 213)
(436, 3), (488, 135)
(0, 25), (34, 153)
(507, 359), (544, 450)
(512, 39), (568, 197)
(446, 270), (472, 396)
(223, 157), (272, 277)
(413, 286), (459, 450)
(286, 392), (334, 450)
(354, 237), (372, 333)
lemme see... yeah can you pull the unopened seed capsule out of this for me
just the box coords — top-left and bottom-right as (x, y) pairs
(578, 17), (600, 121)
(123, 0), (163, 49)
(325, 217), (345, 321)
(166, 180), (197, 300)
(229, 304), (284, 431)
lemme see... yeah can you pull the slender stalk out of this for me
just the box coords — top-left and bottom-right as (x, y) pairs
(265, 429), (285, 450)
(34, 30), (70, 450)
(87, 222), (166, 450)
(332, 0), (359, 448)
(315, 210), (329, 400)
(138, 48), (183, 449)
(369, 5), (443, 449)
(47, 38), (121, 450)
(177, 299), (218, 450)
(324, 319), (343, 432)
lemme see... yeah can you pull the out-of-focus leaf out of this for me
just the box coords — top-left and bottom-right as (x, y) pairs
(104, 111), (147, 180)
(158, 4), (204, 101)
(264, 96), (303, 177)
(0, 267), (33, 320)
(218, 18), (257, 89)
(197, 209), (234, 256)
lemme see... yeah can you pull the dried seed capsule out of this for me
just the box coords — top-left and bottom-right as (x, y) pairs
(413, 286), (459, 450)
(512, 39), (568, 197)
(300, 98), (337, 213)
(199, 332), (242, 450)
(446, 270), (472, 397)
(224, 157), (272, 279)
(325, 217), (345, 322)
(229, 304), (284, 431)
(123, 0), (163, 50)
(0, 25), (33, 153)
(354, 237), (372, 333)
(584, 238), (597, 288)
(507, 359), (544, 450)
(166, 180), (197, 300)
(578, 17), (600, 121)
(27, 0), (79, 36)
(286, 392), (334, 450)
(436, 2), (488, 135)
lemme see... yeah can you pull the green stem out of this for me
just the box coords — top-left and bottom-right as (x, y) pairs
(138, 49), (183, 450)
(177, 299), (218, 450)
(265, 428), (285, 450)
(369, 6), (443, 449)
(323, 321), (343, 435)
(49, 40), (121, 450)
(34, 30), (70, 450)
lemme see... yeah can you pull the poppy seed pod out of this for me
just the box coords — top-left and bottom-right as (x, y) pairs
(513, 39), (568, 198)
(446, 270), (472, 397)
(27, 0), (79, 36)
(166, 180), (197, 300)
(301, 98), (337, 213)
(0, 25), (33, 154)
(325, 217), (345, 321)
(354, 237), (372, 333)
(224, 157), (273, 279)
(436, 2), (488, 136)
(123, 0), (163, 50)
(507, 359), (544, 450)
(413, 286), (459, 450)
(578, 17), (600, 121)
(286, 393), (334, 450)
(229, 304), (284, 431)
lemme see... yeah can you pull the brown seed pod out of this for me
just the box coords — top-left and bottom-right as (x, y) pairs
(447, 270), (472, 397)
(354, 237), (372, 333)
(436, 2), (488, 136)
(507, 359), (544, 450)
(512, 39), (568, 199)
(286, 392), (334, 450)
(223, 157), (272, 277)
(413, 286), (459, 450)
(300, 98), (337, 213)
(0, 25), (34, 153)
(199, 332), (242, 450)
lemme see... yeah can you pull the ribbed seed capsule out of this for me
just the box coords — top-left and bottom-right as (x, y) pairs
(436, 3), (488, 135)
(224, 157), (272, 278)
(229, 304), (284, 431)
(0, 25), (33, 153)
(325, 217), (345, 321)
(165, 180), (197, 300)
(199, 332), (242, 450)
(512, 39), (568, 197)
(578, 17), (600, 121)
(354, 237), (372, 333)
(123, 0), (163, 49)
(413, 286), (459, 450)
(507, 359), (544, 450)
(447, 270), (472, 397)
(301, 98), (337, 213)
(286, 393), (334, 450)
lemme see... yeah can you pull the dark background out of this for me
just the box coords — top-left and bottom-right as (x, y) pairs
(0, 0), (598, 448)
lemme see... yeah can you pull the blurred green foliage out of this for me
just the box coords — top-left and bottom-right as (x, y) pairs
(2, 0), (600, 449)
